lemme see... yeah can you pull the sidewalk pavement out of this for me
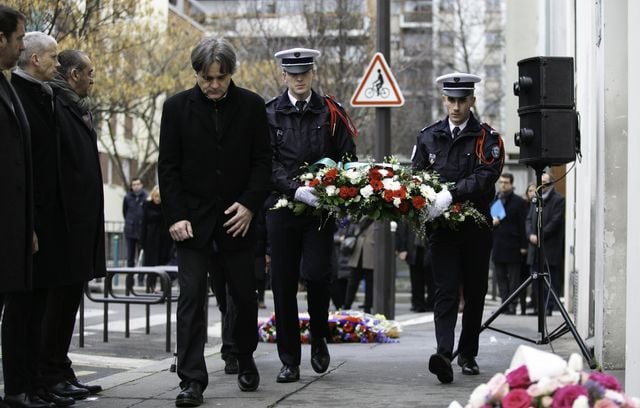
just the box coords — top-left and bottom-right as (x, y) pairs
(67, 298), (623, 408)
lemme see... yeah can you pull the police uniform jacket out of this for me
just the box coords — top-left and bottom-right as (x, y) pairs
(266, 89), (356, 200)
(158, 81), (272, 251)
(412, 112), (503, 217)
(54, 85), (107, 282)
(0, 74), (33, 292)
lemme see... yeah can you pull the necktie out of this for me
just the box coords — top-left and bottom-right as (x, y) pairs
(295, 100), (306, 111)
(452, 126), (460, 138)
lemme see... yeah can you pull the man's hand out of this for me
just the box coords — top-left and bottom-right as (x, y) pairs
(294, 186), (319, 207)
(223, 202), (254, 237)
(32, 231), (39, 254)
(398, 250), (408, 261)
(529, 234), (538, 245)
(169, 220), (193, 242)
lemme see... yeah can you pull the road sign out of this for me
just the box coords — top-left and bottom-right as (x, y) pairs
(350, 52), (405, 107)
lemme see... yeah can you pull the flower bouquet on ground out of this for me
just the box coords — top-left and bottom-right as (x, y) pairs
(271, 157), (487, 231)
(257, 310), (401, 344)
(449, 345), (639, 408)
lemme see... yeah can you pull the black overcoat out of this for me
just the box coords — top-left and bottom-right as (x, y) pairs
(158, 82), (272, 251)
(0, 74), (33, 292)
(491, 191), (528, 264)
(54, 89), (106, 282)
(12, 73), (69, 288)
(526, 189), (565, 267)
(140, 200), (172, 266)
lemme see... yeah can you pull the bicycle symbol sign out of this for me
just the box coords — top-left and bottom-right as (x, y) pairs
(351, 52), (405, 107)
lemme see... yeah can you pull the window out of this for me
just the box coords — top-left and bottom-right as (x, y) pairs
(485, 0), (501, 12)
(439, 30), (455, 47)
(403, 0), (433, 23)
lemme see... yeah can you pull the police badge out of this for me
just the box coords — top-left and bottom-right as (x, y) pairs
(428, 153), (436, 164)
(491, 145), (501, 159)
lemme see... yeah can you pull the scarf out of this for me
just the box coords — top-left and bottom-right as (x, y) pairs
(49, 73), (92, 117)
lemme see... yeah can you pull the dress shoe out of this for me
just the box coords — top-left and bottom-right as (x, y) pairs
(223, 356), (238, 374)
(428, 353), (453, 384)
(310, 338), (330, 373)
(237, 356), (260, 392)
(67, 379), (102, 395)
(46, 382), (89, 400)
(457, 355), (480, 375)
(175, 381), (203, 407)
(3, 393), (53, 408)
(36, 389), (74, 407)
(276, 365), (300, 383)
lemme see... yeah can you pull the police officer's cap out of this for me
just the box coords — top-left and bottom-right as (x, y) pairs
(436, 72), (481, 97)
(274, 48), (321, 74)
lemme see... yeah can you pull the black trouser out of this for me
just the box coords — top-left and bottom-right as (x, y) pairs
(39, 283), (84, 387)
(409, 246), (434, 308)
(429, 224), (492, 359)
(494, 261), (523, 312)
(267, 209), (334, 367)
(176, 245), (257, 390)
(344, 265), (373, 310)
(210, 280), (236, 361)
(2, 288), (47, 395)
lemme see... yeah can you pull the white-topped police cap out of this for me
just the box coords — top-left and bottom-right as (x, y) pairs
(436, 72), (481, 97)
(274, 48), (321, 74)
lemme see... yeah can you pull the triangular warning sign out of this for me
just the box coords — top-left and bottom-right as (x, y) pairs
(351, 52), (405, 107)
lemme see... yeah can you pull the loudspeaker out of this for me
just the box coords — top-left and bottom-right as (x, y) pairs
(514, 109), (577, 166)
(514, 57), (574, 110)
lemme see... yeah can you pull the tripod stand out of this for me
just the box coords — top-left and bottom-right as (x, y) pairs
(457, 166), (596, 368)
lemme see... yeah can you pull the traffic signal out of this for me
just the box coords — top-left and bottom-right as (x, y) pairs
(513, 56), (579, 166)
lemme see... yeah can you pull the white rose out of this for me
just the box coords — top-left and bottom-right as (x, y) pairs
(393, 197), (401, 208)
(571, 396), (589, 408)
(468, 384), (490, 408)
(420, 185), (437, 201)
(275, 198), (289, 208)
(382, 178), (401, 191)
(360, 185), (374, 198)
(325, 185), (337, 196)
(378, 169), (388, 177)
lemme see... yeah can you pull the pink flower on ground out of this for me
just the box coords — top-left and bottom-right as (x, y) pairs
(594, 398), (619, 408)
(589, 372), (622, 392)
(506, 365), (531, 389)
(501, 389), (532, 408)
(551, 384), (588, 408)
(486, 373), (509, 401)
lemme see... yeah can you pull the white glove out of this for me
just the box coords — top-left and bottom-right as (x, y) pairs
(294, 186), (320, 207)
(428, 190), (453, 219)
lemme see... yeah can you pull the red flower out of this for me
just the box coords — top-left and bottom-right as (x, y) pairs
(348, 187), (358, 197)
(339, 186), (351, 199)
(370, 179), (384, 192)
(451, 203), (462, 213)
(589, 372), (622, 392)
(411, 195), (426, 209)
(343, 322), (353, 333)
(325, 168), (338, 179)
(309, 178), (320, 187)
(551, 384), (588, 408)
(392, 187), (407, 199)
(506, 365), (531, 389)
(368, 168), (383, 180)
(398, 200), (410, 214)
(383, 190), (394, 202)
(501, 389), (532, 408)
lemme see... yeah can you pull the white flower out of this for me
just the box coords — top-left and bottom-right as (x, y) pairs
(378, 169), (389, 177)
(393, 197), (401, 208)
(571, 395), (589, 408)
(448, 402), (464, 408)
(302, 172), (314, 180)
(604, 389), (626, 405)
(360, 185), (374, 199)
(468, 384), (490, 408)
(382, 178), (401, 191)
(274, 198), (289, 208)
(344, 169), (362, 184)
(325, 185), (337, 196)
(420, 185), (437, 201)
(567, 353), (583, 372)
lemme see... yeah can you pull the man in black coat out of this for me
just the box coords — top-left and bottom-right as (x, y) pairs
(526, 172), (565, 314)
(491, 173), (528, 315)
(396, 220), (434, 312)
(38, 49), (106, 400)
(0, 7), (47, 408)
(123, 178), (147, 271)
(266, 47), (357, 383)
(158, 37), (271, 406)
(412, 72), (504, 384)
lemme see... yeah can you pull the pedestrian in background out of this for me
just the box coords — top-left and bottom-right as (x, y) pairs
(140, 186), (173, 292)
(396, 220), (434, 312)
(343, 217), (374, 314)
(123, 177), (147, 287)
(158, 36), (271, 405)
(491, 173), (528, 315)
(266, 47), (357, 383)
(412, 72), (504, 384)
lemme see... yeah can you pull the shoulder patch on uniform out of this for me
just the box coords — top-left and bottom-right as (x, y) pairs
(324, 95), (344, 109)
(481, 122), (499, 136)
(420, 119), (442, 133)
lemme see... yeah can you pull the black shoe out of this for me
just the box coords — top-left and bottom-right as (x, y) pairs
(223, 356), (238, 375)
(46, 382), (89, 400)
(276, 365), (300, 383)
(3, 393), (53, 408)
(457, 355), (480, 375)
(428, 353), (453, 384)
(237, 356), (259, 392)
(67, 379), (102, 395)
(310, 338), (330, 373)
(35, 389), (74, 407)
(175, 381), (203, 407)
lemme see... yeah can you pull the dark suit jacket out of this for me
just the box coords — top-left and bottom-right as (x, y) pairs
(0, 73), (33, 292)
(395, 220), (430, 267)
(12, 73), (70, 288)
(54, 87), (106, 282)
(526, 188), (565, 266)
(158, 81), (272, 250)
(491, 191), (528, 264)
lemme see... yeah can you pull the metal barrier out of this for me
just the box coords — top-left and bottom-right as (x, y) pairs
(80, 266), (178, 352)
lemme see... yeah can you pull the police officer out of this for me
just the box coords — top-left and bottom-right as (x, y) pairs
(266, 48), (357, 383)
(412, 73), (504, 384)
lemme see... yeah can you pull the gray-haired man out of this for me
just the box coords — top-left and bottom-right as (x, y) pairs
(158, 37), (271, 406)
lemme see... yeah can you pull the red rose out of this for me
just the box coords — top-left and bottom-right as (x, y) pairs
(411, 195), (426, 209)
(348, 187), (358, 197)
(383, 190), (394, 202)
(451, 203), (462, 213)
(368, 168), (382, 180)
(398, 200), (410, 214)
(506, 365), (531, 389)
(370, 179), (384, 191)
(501, 389), (532, 408)
(325, 168), (338, 179)
(551, 384), (588, 408)
(589, 372), (622, 391)
(309, 178), (320, 187)
(339, 186), (351, 199)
